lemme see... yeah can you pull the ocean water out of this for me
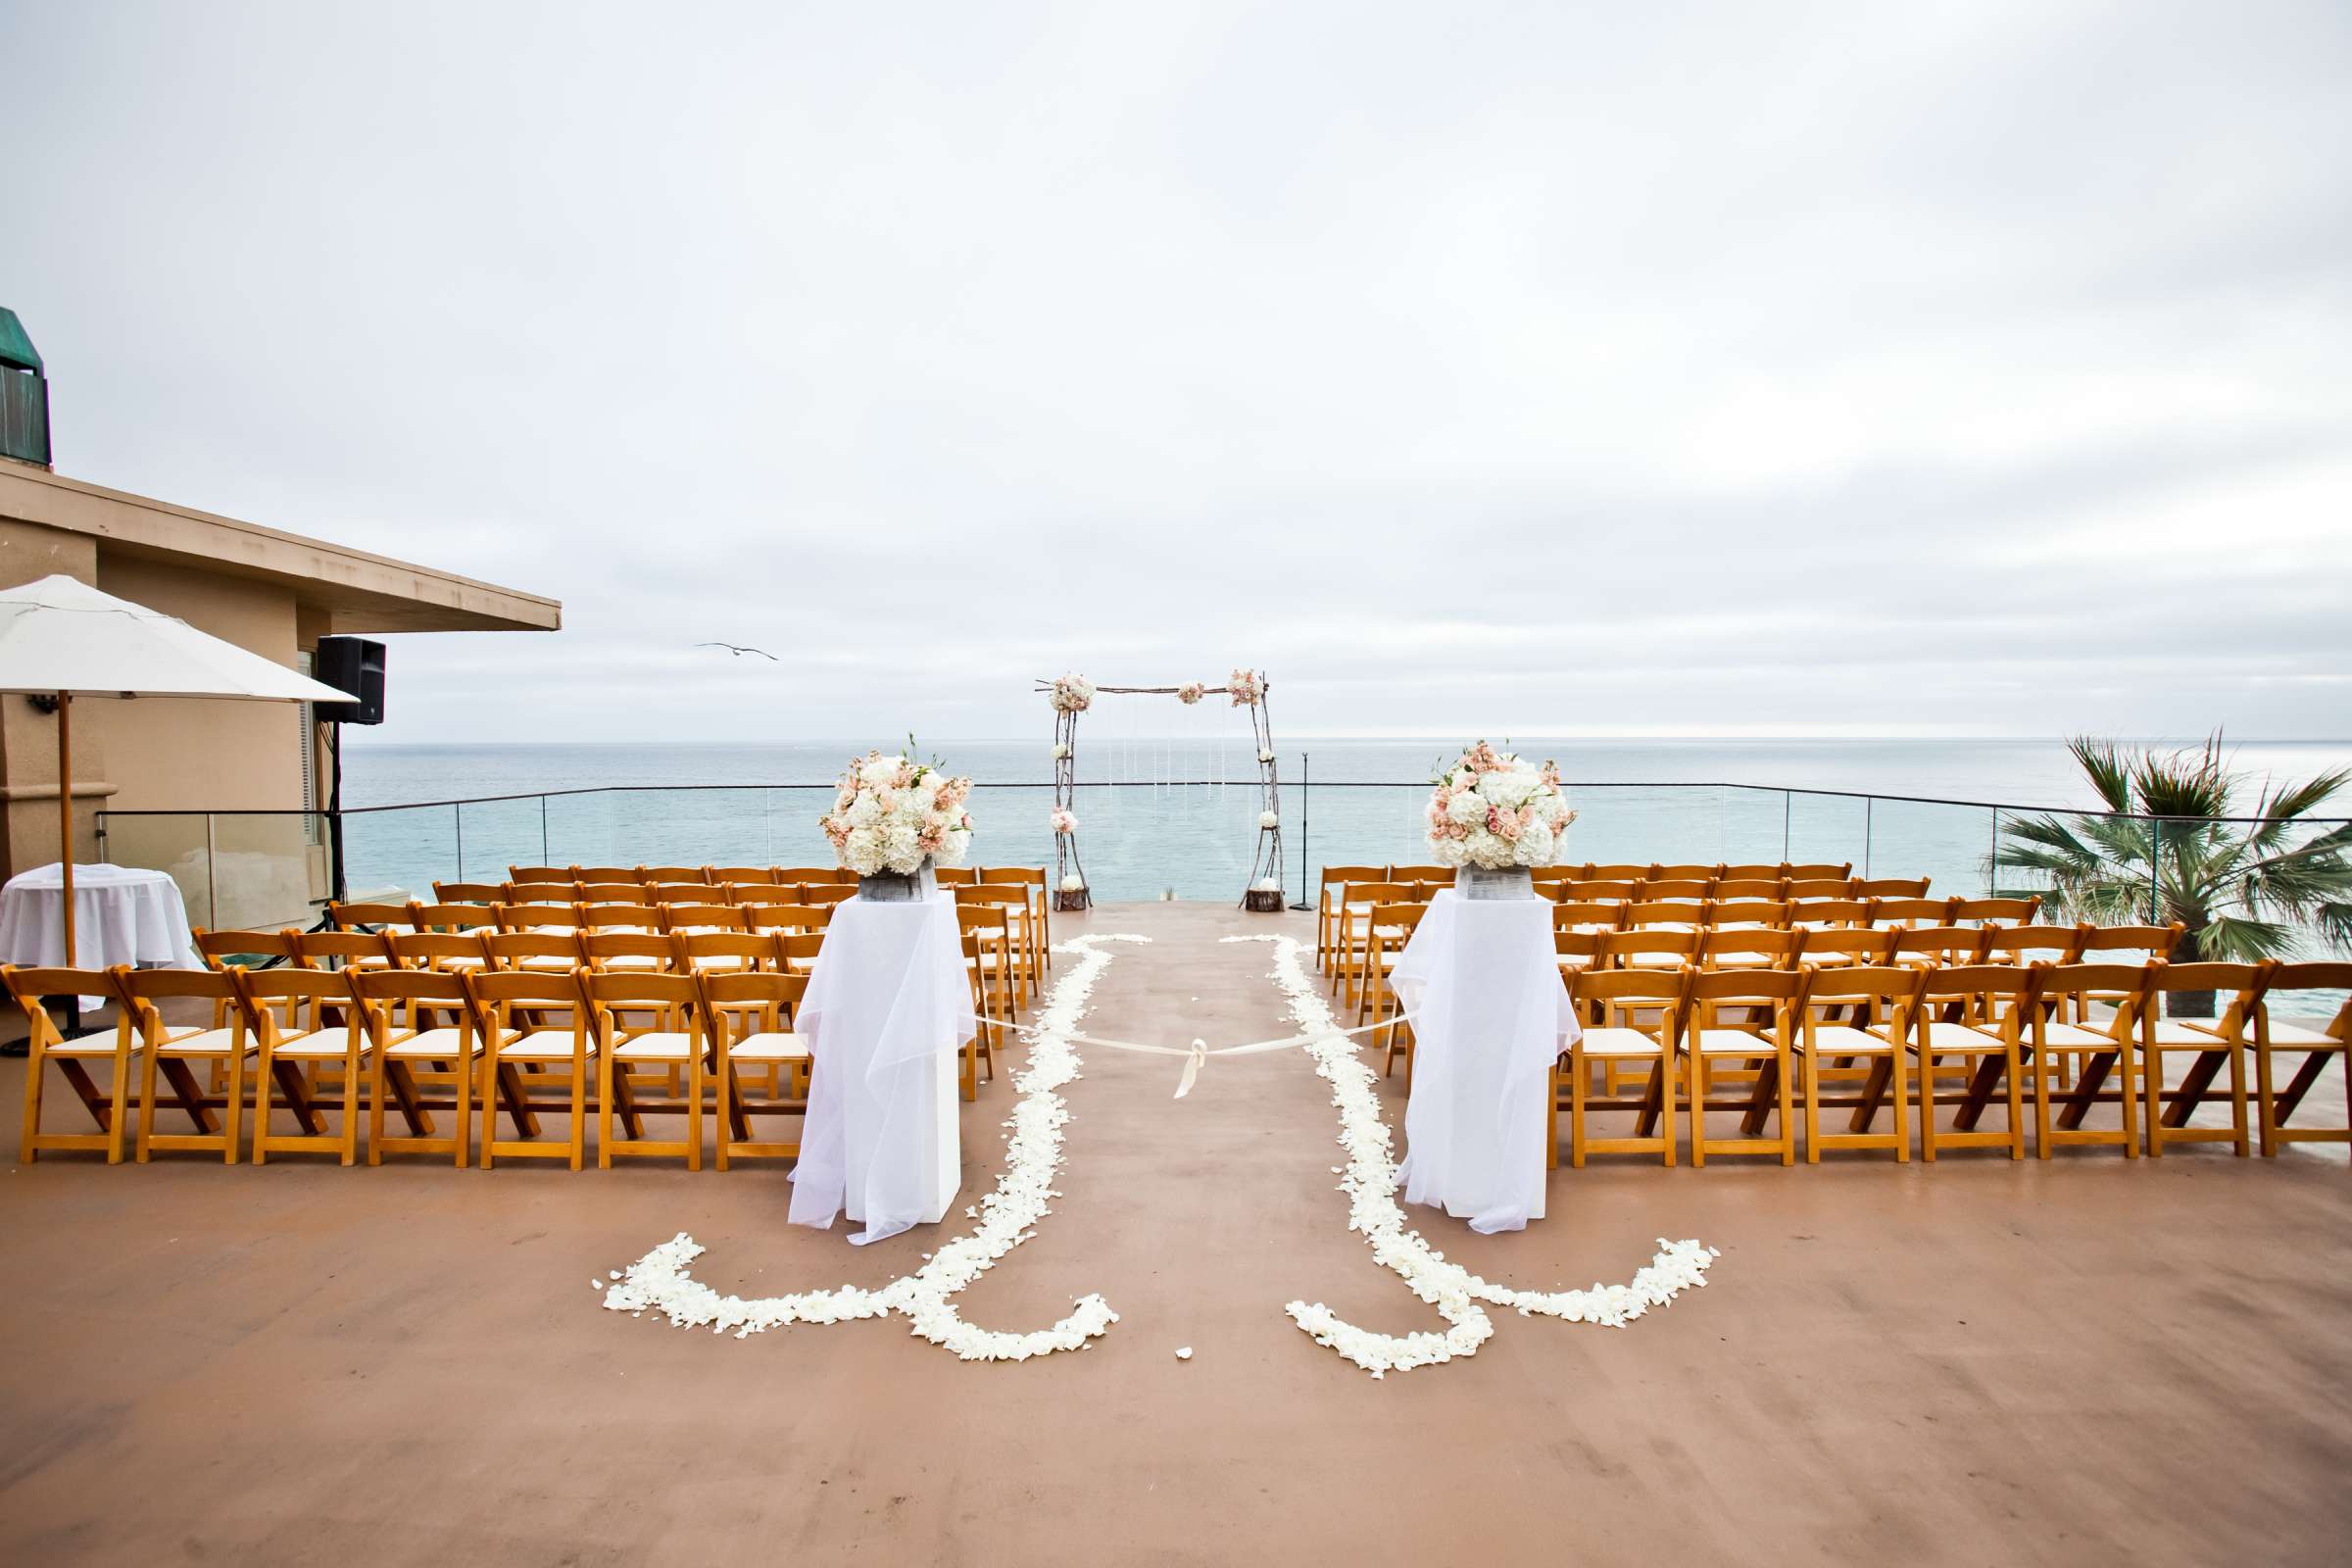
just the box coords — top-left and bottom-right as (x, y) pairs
(338, 737), (2352, 909)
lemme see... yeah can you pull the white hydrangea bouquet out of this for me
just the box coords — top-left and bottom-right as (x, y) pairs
(1425, 740), (1576, 870)
(821, 749), (975, 878)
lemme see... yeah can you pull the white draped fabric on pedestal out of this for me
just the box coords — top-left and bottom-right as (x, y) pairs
(1393, 888), (1580, 1235)
(789, 893), (972, 1246)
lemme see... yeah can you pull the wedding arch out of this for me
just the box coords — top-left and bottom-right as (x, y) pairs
(1039, 670), (1284, 911)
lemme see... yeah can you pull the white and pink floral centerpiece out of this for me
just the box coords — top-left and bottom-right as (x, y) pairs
(1425, 742), (1576, 898)
(1227, 668), (1264, 707)
(1050, 674), (1096, 712)
(821, 750), (975, 901)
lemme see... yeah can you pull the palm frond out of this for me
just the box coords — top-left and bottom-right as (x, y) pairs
(2132, 734), (2237, 819)
(2196, 912), (2293, 962)
(2250, 767), (2352, 851)
(2067, 736), (2135, 813)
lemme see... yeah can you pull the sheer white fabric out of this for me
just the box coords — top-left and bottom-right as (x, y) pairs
(0, 862), (198, 971)
(1392, 889), (1580, 1235)
(788, 894), (972, 1246)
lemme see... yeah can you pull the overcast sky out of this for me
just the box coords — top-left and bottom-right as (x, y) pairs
(6, 1), (2348, 744)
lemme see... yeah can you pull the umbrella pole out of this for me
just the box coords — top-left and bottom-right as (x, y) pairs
(57, 692), (74, 967)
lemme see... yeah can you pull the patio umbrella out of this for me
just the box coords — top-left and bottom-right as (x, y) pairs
(0, 573), (353, 964)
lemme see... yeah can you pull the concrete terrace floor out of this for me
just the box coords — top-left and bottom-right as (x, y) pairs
(2, 903), (2349, 1567)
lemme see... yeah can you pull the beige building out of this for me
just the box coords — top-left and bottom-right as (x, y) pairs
(0, 461), (558, 926)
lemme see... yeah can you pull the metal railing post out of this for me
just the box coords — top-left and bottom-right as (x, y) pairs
(1289, 752), (1311, 910)
(205, 812), (219, 929)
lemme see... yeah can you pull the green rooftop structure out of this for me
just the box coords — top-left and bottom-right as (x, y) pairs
(0, 308), (51, 468)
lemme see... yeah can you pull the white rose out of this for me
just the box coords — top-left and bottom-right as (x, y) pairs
(1258, 811), (1279, 829)
(1058, 874), (1085, 893)
(1053, 743), (1070, 760)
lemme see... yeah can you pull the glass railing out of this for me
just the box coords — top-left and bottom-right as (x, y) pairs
(96, 777), (2350, 981)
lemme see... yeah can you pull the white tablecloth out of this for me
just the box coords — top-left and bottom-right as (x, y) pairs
(0, 862), (198, 974)
(1393, 888), (1580, 1234)
(788, 893), (971, 1246)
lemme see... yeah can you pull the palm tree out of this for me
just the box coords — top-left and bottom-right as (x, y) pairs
(1993, 736), (2352, 1015)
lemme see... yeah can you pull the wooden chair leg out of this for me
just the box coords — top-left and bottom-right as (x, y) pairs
(2255, 1041), (2278, 1156)
(106, 1044), (134, 1165)
(340, 1054), (362, 1166)
(597, 1048), (615, 1171)
(2144, 1041), (2166, 1158)
(687, 1051), (704, 1173)
(136, 1042), (161, 1164)
(1803, 1052), (1822, 1164)
(568, 1053), (587, 1172)
(2228, 1040), (2250, 1157)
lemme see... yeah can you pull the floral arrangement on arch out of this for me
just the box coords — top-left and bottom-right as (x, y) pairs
(820, 750), (974, 876)
(1050, 674), (1096, 712)
(1425, 741), (1576, 869)
(1227, 668), (1264, 707)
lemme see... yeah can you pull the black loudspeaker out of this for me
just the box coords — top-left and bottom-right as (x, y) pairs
(315, 636), (386, 725)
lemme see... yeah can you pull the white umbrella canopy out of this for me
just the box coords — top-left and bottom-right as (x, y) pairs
(0, 573), (354, 968)
(0, 573), (353, 702)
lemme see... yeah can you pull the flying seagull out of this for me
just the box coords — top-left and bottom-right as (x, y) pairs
(696, 642), (780, 662)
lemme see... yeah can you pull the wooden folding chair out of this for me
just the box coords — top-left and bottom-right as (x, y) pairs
(1709, 900), (1788, 931)
(1387, 864), (1453, 886)
(1982, 923), (2089, 968)
(1564, 879), (1639, 902)
(1336, 883), (1416, 1007)
(644, 882), (717, 908)
(1315, 865), (1389, 981)
(1715, 879), (1783, 901)
(740, 903), (831, 935)
(1951, 896), (2042, 925)
(466, 968), (594, 1170)
(1553, 928), (1604, 995)
(1795, 926), (1899, 972)
(573, 866), (639, 884)
(431, 881), (508, 906)
(577, 882), (644, 906)
(1871, 897), (1961, 928)
(675, 930), (780, 975)
(2030, 962), (2152, 1158)
(1640, 879), (1713, 902)
(1698, 928), (1801, 971)
(1680, 967), (1803, 1165)
(957, 906), (1015, 1099)
(296, 928), (397, 974)
(328, 901), (420, 938)
(507, 865), (573, 885)
(1796, 964), (1926, 1162)
(1854, 877), (1933, 899)
(978, 866), (1052, 971)
(1581, 863), (1648, 882)
(235, 967), (375, 1166)
(1358, 902), (1427, 1032)
(6, 965), (141, 1162)
(581, 931), (675, 975)
(1889, 925), (1992, 967)
(799, 884), (858, 906)
(1625, 900), (1707, 933)
(773, 866), (850, 885)
(661, 903), (747, 937)
(699, 968), (809, 1168)
(932, 866), (978, 888)
(2244, 962), (2351, 1157)
(495, 901), (580, 935)
(482, 929), (584, 980)
(1552, 901), (1625, 934)
(1786, 862), (1852, 879)
(1554, 966), (1690, 1168)
(2140, 960), (2266, 1158)
(584, 971), (705, 1170)
(1911, 964), (2036, 1160)
(1720, 863), (1783, 881)
(349, 967), (478, 1167)
(1788, 878), (1857, 901)
(2066, 924), (2184, 1021)
(639, 866), (708, 885)
(776, 933), (825, 976)
(111, 967), (250, 1163)
(412, 904), (500, 939)
(1649, 863), (1719, 882)
(962, 884), (1042, 999)
(711, 866), (778, 887)
(1787, 899), (1869, 929)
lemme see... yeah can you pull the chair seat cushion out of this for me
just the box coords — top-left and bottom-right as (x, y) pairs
(2148, 1022), (2237, 1049)
(1807, 1024), (1894, 1054)
(1578, 1026), (1665, 1057)
(597, 956), (665, 972)
(612, 1031), (695, 1061)
(498, 1029), (584, 1061)
(1920, 1020), (2006, 1052)
(47, 1033), (144, 1059)
(157, 1026), (248, 1056)
(2040, 1021), (2124, 1049)
(271, 1031), (364, 1061)
(387, 1027), (480, 1058)
(729, 1031), (808, 1061)
(1690, 1027), (1778, 1055)
(2261, 1020), (2346, 1050)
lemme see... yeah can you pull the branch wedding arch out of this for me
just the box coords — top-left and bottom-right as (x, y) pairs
(1040, 670), (1285, 911)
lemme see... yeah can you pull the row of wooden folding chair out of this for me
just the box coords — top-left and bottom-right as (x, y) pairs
(1540, 958), (2348, 1167)
(1545, 896), (2042, 931)
(5, 960), (816, 1170)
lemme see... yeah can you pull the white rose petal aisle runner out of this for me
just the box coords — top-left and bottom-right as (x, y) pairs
(1228, 932), (1718, 1379)
(596, 932), (1149, 1361)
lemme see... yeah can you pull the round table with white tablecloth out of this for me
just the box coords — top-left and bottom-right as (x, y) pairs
(0, 862), (199, 974)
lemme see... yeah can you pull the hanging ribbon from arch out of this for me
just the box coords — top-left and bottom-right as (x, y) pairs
(1037, 670), (1284, 911)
